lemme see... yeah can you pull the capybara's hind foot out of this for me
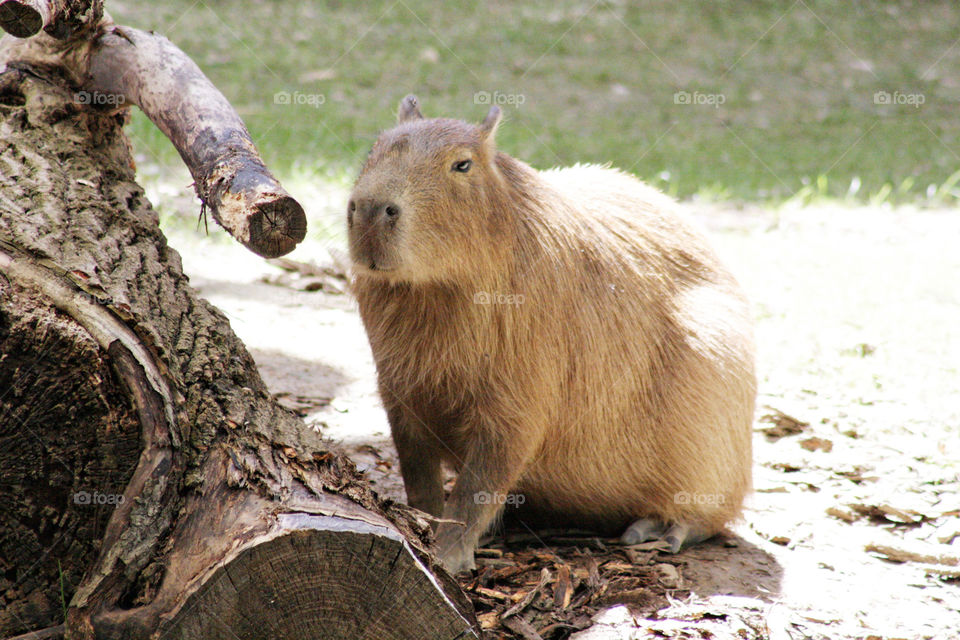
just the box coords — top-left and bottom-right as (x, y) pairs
(620, 518), (712, 553)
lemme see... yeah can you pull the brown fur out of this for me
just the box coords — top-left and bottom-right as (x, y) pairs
(348, 95), (755, 572)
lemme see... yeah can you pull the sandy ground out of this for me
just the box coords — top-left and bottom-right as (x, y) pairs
(165, 202), (960, 640)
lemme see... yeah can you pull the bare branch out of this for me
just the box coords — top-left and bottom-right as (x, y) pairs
(85, 25), (306, 258)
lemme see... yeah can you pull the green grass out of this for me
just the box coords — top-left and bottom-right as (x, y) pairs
(111, 0), (960, 207)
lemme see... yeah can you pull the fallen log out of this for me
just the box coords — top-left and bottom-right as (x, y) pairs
(0, 4), (476, 639)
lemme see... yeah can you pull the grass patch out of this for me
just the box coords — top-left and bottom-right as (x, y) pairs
(112, 0), (960, 207)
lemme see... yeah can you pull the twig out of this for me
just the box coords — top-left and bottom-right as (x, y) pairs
(2, 624), (65, 640)
(502, 567), (551, 619)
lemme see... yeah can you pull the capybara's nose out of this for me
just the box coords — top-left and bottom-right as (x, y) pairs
(353, 198), (400, 225)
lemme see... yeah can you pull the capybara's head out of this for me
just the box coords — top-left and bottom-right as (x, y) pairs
(348, 95), (506, 283)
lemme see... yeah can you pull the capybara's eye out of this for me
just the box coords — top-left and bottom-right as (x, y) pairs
(348, 200), (356, 212)
(452, 159), (472, 173)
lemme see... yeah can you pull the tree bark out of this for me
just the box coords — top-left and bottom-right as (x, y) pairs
(0, 44), (475, 640)
(1, 12), (307, 259)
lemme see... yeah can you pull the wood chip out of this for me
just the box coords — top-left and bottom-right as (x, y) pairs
(926, 566), (960, 580)
(477, 611), (499, 630)
(656, 563), (680, 589)
(878, 504), (927, 524)
(624, 546), (655, 565)
(262, 256), (348, 293)
(537, 621), (583, 636)
(476, 557), (517, 568)
(502, 614), (544, 640)
(799, 436), (833, 452)
(484, 564), (525, 580)
(587, 556), (602, 589)
(624, 539), (672, 552)
(503, 568), (551, 619)
(770, 462), (803, 473)
(553, 564), (572, 609)
(758, 408), (810, 440)
(834, 467), (878, 483)
(865, 543), (959, 567)
(545, 536), (609, 550)
(475, 586), (510, 602)
(850, 503), (927, 524)
(826, 506), (859, 523)
(936, 524), (960, 545)
(463, 534), (684, 637)
(272, 392), (331, 416)
(602, 560), (638, 574)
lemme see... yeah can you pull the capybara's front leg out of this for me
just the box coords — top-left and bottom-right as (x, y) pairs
(389, 407), (445, 518)
(434, 427), (536, 574)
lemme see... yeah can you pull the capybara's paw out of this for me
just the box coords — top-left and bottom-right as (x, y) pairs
(439, 545), (476, 574)
(621, 518), (712, 553)
(435, 524), (477, 574)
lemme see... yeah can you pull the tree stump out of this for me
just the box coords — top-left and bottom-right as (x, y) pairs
(0, 21), (477, 640)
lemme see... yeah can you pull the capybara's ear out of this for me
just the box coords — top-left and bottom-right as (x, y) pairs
(480, 105), (502, 142)
(398, 94), (423, 123)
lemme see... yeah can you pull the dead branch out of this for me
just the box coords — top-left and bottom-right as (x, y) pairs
(0, 0), (100, 39)
(85, 25), (307, 258)
(0, 15), (307, 258)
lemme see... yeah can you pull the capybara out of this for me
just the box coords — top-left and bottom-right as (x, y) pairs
(347, 95), (755, 573)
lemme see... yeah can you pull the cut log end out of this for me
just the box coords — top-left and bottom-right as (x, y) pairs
(150, 514), (477, 640)
(206, 164), (308, 258)
(247, 194), (307, 259)
(0, 0), (45, 38)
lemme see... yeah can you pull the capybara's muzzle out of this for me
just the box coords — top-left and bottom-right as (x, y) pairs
(348, 197), (401, 270)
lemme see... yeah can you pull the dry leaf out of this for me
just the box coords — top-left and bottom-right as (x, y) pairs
(799, 437), (833, 452)
(656, 563), (680, 589)
(759, 408), (810, 440)
(826, 506), (859, 523)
